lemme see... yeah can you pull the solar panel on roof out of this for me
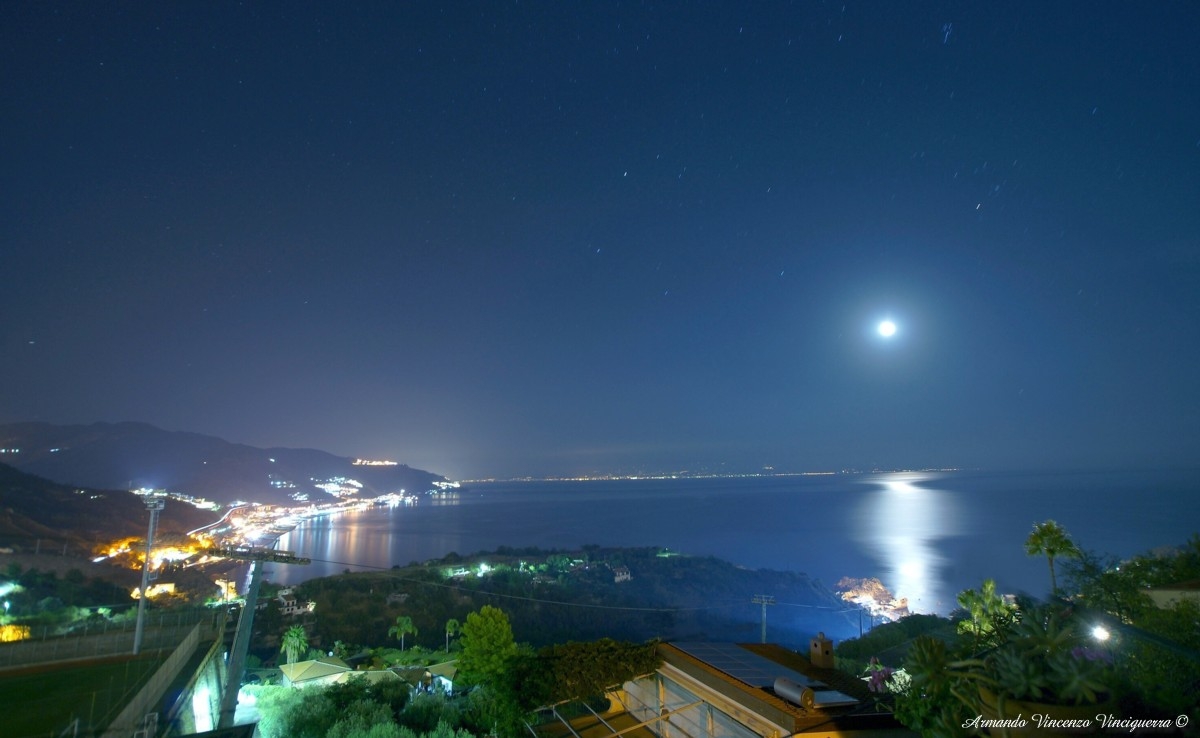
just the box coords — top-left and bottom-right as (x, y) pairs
(812, 691), (859, 708)
(672, 642), (822, 688)
(671, 643), (860, 709)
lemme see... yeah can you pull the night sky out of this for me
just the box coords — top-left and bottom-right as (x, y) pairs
(3, 3), (1198, 480)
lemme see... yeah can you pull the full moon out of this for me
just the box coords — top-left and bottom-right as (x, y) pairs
(877, 320), (897, 338)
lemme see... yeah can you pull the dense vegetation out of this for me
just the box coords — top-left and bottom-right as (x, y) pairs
(0, 561), (136, 633)
(834, 530), (1200, 736)
(289, 545), (856, 656)
(246, 546), (846, 737)
(252, 605), (661, 738)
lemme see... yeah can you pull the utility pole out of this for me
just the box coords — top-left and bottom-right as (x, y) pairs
(133, 493), (166, 655)
(751, 595), (775, 643)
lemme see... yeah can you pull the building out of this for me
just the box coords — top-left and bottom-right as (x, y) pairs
(279, 657), (352, 688)
(1145, 578), (1200, 608)
(536, 642), (911, 737)
(276, 587), (315, 617)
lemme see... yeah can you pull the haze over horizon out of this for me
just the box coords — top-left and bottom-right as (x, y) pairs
(4, 3), (1198, 481)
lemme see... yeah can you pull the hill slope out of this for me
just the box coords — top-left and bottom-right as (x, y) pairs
(0, 421), (447, 506)
(294, 546), (863, 649)
(0, 462), (218, 554)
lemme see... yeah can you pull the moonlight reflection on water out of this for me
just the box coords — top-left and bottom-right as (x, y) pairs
(856, 472), (963, 612)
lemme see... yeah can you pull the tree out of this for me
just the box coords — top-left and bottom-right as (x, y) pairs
(389, 614), (417, 651)
(955, 578), (1016, 652)
(282, 625), (309, 665)
(457, 605), (517, 687)
(521, 639), (662, 710)
(1023, 519), (1080, 595)
(1064, 550), (1152, 624)
(444, 618), (461, 652)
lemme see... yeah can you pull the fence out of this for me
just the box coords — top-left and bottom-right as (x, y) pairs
(0, 610), (218, 671)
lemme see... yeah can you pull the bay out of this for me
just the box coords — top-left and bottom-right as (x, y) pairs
(272, 468), (1200, 614)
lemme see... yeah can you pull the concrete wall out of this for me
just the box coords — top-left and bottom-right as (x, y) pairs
(100, 623), (203, 738)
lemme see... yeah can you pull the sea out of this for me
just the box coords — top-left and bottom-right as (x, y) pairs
(271, 468), (1200, 615)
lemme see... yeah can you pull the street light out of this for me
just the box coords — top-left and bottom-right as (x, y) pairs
(133, 492), (166, 655)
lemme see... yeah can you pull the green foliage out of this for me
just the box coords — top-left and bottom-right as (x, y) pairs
(3, 566), (129, 622)
(424, 722), (477, 738)
(444, 618), (461, 652)
(456, 684), (530, 738)
(529, 639), (661, 709)
(1024, 519), (1080, 595)
(274, 685), (339, 738)
(893, 637), (975, 738)
(294, 546), (854, 652)
(954, 578), (1017, 652)
(990, 609), (1114, 705)
(833, 613), (953, 674)
(898, 601), (1120, 736)
(398, 693), (468, 734)
(255, 597), (284, 640)
(282, 624), (309, 665)
(1064, 550), (1150, 623)
(389, 615), (417, 650)
(332, 639), (354, 660)
(1106, 597), (1200, 721)
(326, 700), (395, 738)
(253, 677), (416, 738)
(1062, 537), (1200, 720)
(496, 648), (556, 712)
(334, 724), (411, 738)
(457, 606), (517, 688)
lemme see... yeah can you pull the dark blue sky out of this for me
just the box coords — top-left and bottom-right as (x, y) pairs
(3, 2), (1198, 480)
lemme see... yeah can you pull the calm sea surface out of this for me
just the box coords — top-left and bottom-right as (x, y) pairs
(272, 469), (1200, 613)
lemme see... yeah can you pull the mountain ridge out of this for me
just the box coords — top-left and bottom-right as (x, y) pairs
(0, 421), (448, 506)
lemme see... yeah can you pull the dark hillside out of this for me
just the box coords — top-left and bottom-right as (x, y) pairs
(293, 546), (862, 653)
(0, 462), (217, 554)
(0, 421), (448, 506)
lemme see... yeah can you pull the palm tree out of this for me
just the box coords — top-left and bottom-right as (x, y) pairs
(444, 617), (461, 652)
(388, 614), (417, 651)
(1024, 519), (1080, 595)
(281, 625), (308, 665)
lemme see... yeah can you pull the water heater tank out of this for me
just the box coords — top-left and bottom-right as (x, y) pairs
(773, 677), (815, 709)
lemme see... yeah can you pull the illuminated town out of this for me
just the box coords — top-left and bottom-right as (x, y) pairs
(80, 479), (461, 607)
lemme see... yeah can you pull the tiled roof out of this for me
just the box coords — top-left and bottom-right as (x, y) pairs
(279, 656), (351, 684)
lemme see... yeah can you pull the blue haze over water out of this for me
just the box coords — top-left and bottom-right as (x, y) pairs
(274, 470), (1199, 615)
